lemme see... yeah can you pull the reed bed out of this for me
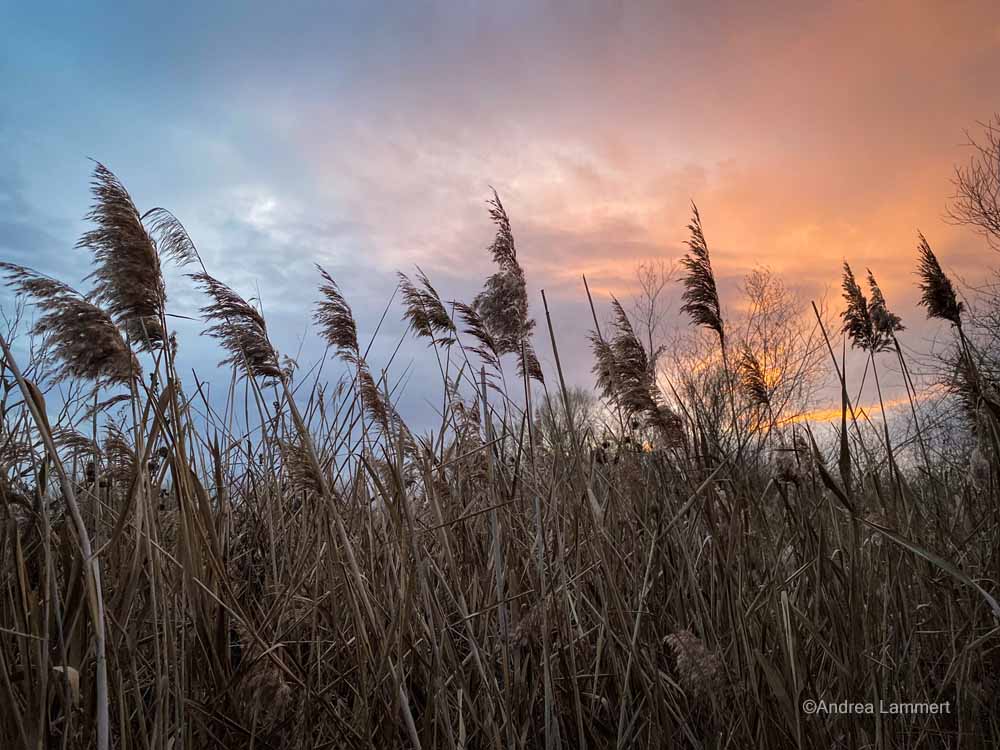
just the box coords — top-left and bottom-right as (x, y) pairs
(0, 164), (998, 749)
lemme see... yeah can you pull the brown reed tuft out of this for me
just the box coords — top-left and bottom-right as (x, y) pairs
(358, 367), (393, 433)
(398, 269), (456, 345)
(103, 422), (137, 483)
(866, 269), (904, 344)
(0, 263), (139, 384)
(314, 265), (401, 436)
(916, 233), (964, 327)
(949, 347), (1000, 428)
(191, 272), (283, 379)
(76, 163), (168, 348)
(841, 263), (903, 354)
(665, 629), (724, 700)
(314, 264), (360, 362)
(51, 427), (99, 456)
(590, 297), (683, 445)
(280, 436), (328, 495)
(737, 342), (770, 409)
(472, 189), (542, 382)
(454, 300), (503, 373)
(840, 262), (877, 352)
(142, 207), (201, 266)
(680, 203), (725, 345)
(518, 341), (545, 384)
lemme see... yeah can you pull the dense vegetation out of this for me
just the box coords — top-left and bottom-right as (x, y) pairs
(2, 122), (1000, 748)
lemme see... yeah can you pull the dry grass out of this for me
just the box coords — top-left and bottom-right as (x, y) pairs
(0, 165), (999, 750)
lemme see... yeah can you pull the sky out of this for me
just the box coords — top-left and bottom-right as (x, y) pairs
(2, 1), (999, 429)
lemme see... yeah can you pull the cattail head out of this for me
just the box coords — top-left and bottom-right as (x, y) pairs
(191, 272), (282, 380)
(680, 203), (725, 345)
(0, 263), (139, 384)
(313, 265), (360, 362)
(77, 163), (167, 349)
(916, 233), (963, 327)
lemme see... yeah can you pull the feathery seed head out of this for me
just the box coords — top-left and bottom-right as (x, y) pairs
(191, 272), (282, 380)
(0, 263), (139, 384)
(313, 265), (360, 361)
(471, 190), (542, 381)
(77, 162), (167, 349)
(398, 269), (456, 345)
(737, 343), (770, 408)
(143, 207), (200, 267)
(916, 233), (964, 327)
(590, 298), (683, 446)
(680, 203), (725, 344)
(840, 262), (875, 351)
(866, 270), (904, 347)
(665, 629), (724, 699)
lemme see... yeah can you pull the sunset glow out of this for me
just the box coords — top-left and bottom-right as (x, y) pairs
(1, 2), (998, 412)
(4, 4), (1000, 747)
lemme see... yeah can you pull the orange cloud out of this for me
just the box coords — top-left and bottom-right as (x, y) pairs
(784, 384), (947, 426)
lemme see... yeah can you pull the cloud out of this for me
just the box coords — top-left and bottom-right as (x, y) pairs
(2, 0), (998, 427)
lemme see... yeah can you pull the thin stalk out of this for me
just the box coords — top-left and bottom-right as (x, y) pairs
(0, 333), (110, 750)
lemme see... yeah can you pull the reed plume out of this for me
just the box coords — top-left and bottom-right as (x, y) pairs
(841, 263), (903, 354)
(840, 262), (877, 352)
(280, 436), (329, 496)
(314, 265), (398, 434)
(590, 334), (617, 403)
(916, 233), (964, 327)
(737, 343), (770, 410)
(518, 341), (545, 384)
(103, 422), (138, 482)
(866, 270), (904, 345)
(0, 263), (138, 384)
(143, 207), (201, 267)
(85, 393), (133, 420)
(454, 300), (503, 373)
(950, 347), (1000, 428)
(665, 629), (724, 700)
(472, 189), (542, 382)
(680, 204), (724, 345)
(398, 269), (456, 345)
(77, 163), (168, 348)
(51, 427), (99, 456)
(590, 298), (682, 445)
(358, 367), (395, 434)
(191, 272), (283, 379)
(314, 265), (360, 362)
